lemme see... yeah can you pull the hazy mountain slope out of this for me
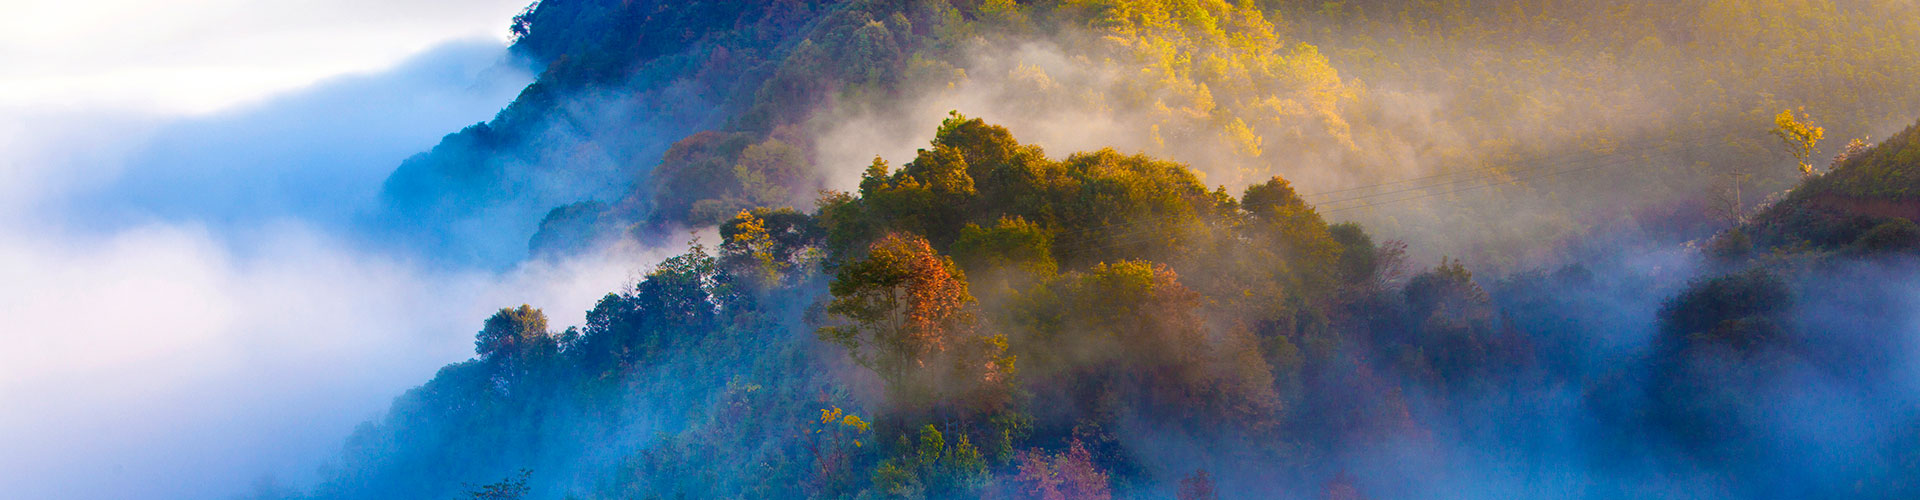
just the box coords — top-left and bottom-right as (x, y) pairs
(1741, 119), (1920, 252)
(298, 4), (1920, 495)
(307, 116), (1920, 500)
(372, 0), (858, 265)
(373, 0), (1920, 271)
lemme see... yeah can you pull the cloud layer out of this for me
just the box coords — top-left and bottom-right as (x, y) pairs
(0, 0), (532, 114)
(0, 30), (669, 500)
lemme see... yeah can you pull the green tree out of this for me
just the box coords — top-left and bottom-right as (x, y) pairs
(720, 207), (823, 288)
(1243, 176), (1343, 298)
(953, 216), (1058, 278)
(733, 138), (810, 206)
(475, 305), (556, 388)
(573, 243), (722, 374)
(870, 424), (989, 498)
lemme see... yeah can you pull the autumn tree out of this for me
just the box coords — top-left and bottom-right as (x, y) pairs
(1830, 136), (1873, 170)
(1011, 439), (1111, 500)
(1177, 470), (1217, 500)
(807, 407), (872, 497)
(733, 138), (812, 207)
(821, 233), (1013, 411)
(1771, 109), (1826, 177)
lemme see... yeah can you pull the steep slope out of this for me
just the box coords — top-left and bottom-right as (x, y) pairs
(294, 2), (1920, 497)
(375, 0), (1920, 272)
(373, 0), (889, 264)
(317, 116), (1494, 499)
(1740, 119), (1920, 253)
(319, 115), (1920, 500)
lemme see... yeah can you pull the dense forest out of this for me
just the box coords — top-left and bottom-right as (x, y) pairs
(285, 1), (1920, 499)
(376, 0), (1920, 268)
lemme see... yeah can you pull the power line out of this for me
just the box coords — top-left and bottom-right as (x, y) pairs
(1320, 140), (1715, 214)
(1301, 132), (1722, 206)
(1060, 136), (1715, 245)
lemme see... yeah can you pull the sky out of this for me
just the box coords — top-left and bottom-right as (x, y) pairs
(0, 2), (662, 499)
(0, 0), (530, 114)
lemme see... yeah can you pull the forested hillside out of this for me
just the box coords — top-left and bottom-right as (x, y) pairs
(301, 115), (1920, 500)
(1737, 118), (1920, 253)
(295, 1), (1920, 499)
(376, 0), (1920, 269)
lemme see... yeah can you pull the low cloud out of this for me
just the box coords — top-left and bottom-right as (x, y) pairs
(0, 219), (672, 500)
(0, 36), (665, 500)
(0, 0), (532, 114)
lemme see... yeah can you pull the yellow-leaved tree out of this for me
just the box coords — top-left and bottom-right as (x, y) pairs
(1771, 109), (1826, 177)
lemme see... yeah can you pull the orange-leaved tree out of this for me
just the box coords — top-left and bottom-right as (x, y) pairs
(821, 233), (1014, 411)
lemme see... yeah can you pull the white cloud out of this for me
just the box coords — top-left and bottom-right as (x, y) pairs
(0, 2), (622, 498)
(0, 217), (675, 500)
(0, 0), (532, 114)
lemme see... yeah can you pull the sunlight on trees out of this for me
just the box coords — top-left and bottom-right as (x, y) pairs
(1771, 108), (1826, 177)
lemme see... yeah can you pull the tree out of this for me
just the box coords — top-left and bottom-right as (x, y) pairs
(953, 216), (1057, 278)
(733, 138), (810, 206)
(1652, 268), (1797, 452)
(632, 243), (724, 330)
(475, 305), (555, 387)
(820, 233), (1012, 411)
(1009, 261), (1281, 434)
(507, 2), (539, 44)
(1177, 470), (1217, 500)
(648, 131), (757, 226)
(822, 233), (975, 376)
(1399, 258), (1527, 388)
(1770, 109), (1825, 177)
(871, 424), (989, 498)
(1856, 218), (1920, 253)
(528, 201), (607, 258)
(1658, 268), (1793, 353)
(461, 469), (531, 500)
(866, 144), (979, 244)
(1830, 136), (1872, 170)
(1012, 440), (1111, 500)
(1244, 177), (1343, 299)
(574, 243), (722, 374)
(720, 207), (822, 288)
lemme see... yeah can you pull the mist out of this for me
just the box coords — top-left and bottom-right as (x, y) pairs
(54, 40), (531, 233)
(802, 4), (1920, 272)
(13, 1), (1920, 499)
(0, 38), (675, 500)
